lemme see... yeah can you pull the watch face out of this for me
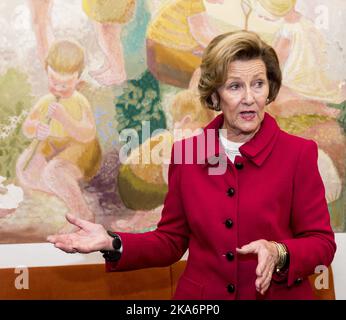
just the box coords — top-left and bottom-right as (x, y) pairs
(107, 230), (122, 250)
(112, 235), (122, 250)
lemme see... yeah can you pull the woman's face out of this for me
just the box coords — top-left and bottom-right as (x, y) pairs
(214, 58), (269, 142)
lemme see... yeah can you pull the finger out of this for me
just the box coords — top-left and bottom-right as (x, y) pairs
(71, 239), (92, 254)
(256, 262), (274, 289)
(236, 242), (257, 255)
(260, 283), (270, 295)
(47, 234), (70, 244)
(65, 213), (93, 231)
(255, 267), (269, 289)
(47, 235), (57, 243)
(256, 247), (275, 277)
(261, 271), (273, 290)
(54, 242), (77, 253)
(256, 264), (274, 291)
(255, 257), (272, 290)
(257, 267), (273, 286)
(256, 252), (268, 277)
(260, 275), (272, 295)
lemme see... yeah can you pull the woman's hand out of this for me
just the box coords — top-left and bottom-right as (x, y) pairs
(47, 214), (113, 254)
(237, 239), (279, 295)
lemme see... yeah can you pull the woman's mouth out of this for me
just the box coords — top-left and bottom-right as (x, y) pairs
(240, 111), (256, 121)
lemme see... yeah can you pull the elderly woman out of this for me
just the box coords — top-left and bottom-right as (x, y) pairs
(47, 30), (336, 300)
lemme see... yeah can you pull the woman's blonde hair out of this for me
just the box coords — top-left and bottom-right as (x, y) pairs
(198, 30), (282, 110)
(46, 39), (85, 76)
(258, 0), (296, 17)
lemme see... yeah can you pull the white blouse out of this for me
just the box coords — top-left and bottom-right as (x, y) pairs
(219, 130), (244, 163)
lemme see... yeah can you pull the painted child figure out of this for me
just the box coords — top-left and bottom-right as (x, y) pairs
(16, 40), (101, 231)
(253, 0), (345, 114)
(82, 0), (136, 86)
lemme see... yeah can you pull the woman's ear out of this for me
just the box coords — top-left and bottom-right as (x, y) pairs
(211, 93), (218, 105)
(211, 92), (221, 110)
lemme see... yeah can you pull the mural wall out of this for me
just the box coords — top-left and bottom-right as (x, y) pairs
(0, 0), (345, 244)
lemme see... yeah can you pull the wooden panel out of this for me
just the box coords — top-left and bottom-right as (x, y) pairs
(170, 260), (186, 296)
(171, 262), (336, 300)
(0, 264), (172, 300)
(0, 262), (335, 299)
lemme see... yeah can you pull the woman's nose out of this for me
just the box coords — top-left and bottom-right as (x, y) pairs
(242, 87), (255, 105)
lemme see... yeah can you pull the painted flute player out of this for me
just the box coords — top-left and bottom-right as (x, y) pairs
(17, 40), (101, 233)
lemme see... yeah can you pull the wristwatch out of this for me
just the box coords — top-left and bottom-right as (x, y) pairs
(100, 230), (122, 262)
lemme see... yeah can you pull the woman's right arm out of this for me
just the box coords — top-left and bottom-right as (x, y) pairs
(47, 142), (190, 271)
(110, 142), (190, 271)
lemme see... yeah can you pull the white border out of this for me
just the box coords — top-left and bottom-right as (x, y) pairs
(0, 243), (104, 268)
(0, 243), (189, 269)
(332, 233), (346, 300)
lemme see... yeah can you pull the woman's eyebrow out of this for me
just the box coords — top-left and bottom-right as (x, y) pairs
(226, 72), (266, 81)
(253, 72), (266, 77)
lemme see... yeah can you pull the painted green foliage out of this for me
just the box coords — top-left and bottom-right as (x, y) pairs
(0, 69), (33, 179)
(115, 70), (166, 144)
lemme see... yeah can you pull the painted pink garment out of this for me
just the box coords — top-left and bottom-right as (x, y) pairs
(106, 113), (336, 300)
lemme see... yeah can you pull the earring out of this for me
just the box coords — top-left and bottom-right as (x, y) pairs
(266, 98), (270, 104)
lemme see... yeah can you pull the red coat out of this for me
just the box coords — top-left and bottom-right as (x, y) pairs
(108, 113), (336, 300)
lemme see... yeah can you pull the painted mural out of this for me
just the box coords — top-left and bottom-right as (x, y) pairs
(0, 0), (345, 244)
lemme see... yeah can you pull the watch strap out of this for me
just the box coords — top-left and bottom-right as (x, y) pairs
(100, 231), (122, 262)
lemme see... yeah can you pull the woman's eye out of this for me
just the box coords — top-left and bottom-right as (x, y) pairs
(228, 83), (240, 90)
(254, 81), (264, 88)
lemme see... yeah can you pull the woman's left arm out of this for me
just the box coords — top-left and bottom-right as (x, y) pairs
(281, 140), (337, 287)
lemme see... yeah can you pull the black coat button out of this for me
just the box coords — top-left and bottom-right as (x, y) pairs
(226, 252), (234, 261)
(227, 284), (235, 293)
(225, 219), (233, 228)
(295, 278), (303, 285)
(227, 188), (235, 197)
(235, 162), (244, 170)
